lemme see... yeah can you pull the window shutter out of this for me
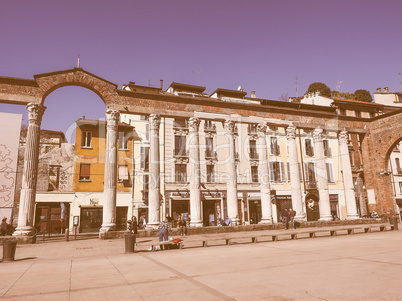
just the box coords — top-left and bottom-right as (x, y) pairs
(80, 164), (90, 179)
(304, 162), (309, 182)
(280, 162), (285, 182)
(269, 162), (274, 182)
(141, 147), (145, 170)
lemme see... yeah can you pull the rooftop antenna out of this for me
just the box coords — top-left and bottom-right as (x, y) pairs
(192, 69), (204, 85)
(77, 54), (80, 68)
(295, 77), (299, 97)
(336, 81), (342, 92)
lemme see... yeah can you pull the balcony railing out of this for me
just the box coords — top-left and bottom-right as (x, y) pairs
(305, 181), (317, 190)
(173, 149), (189, 158)
(248, 126), (258, 135)
(205, 150), (217, 159)
(249, 152), (259, 160)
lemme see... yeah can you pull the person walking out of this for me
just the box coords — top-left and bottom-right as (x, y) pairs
(289, 208), (296, 229)
(282, 208), (289, 230)
(179, 216), (187, 236)
(158, 218), (171, 242)
(1, 217), (10, 236)
(131, 216), (138, 234)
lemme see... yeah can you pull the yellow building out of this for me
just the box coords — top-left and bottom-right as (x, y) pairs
(72, 118), (140, 232)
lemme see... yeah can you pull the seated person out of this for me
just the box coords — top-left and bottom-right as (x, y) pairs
(224, 216), (232, 226)
(371, 211), (379, 218)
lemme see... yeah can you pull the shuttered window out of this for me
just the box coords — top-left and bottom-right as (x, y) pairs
(79, 163), (91, 181)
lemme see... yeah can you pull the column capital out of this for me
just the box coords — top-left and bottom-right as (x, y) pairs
(338, 130), (349, 144)
(105, 109), (120, 125)
(257, 123), (267, 136)
(189, 117), (200, 132)
(149, 114), (161, 128)
(224, 119), (236, 135)
(313, 128), (323, 142)
(286, 124), (297, 140)
(27, 103), (46, 125)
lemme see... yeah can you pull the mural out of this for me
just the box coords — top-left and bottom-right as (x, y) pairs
(0, 113), (22, 222)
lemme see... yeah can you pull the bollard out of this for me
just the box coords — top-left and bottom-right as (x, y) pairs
(124, 233), (136, 253)
(390, 216), (399, 230)
(2, 240), (17, 262)
(65, 228), (70, 241)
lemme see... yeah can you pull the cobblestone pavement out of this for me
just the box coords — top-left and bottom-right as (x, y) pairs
(0, 224), (401, 300)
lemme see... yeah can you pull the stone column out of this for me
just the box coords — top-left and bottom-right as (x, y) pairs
(286, 124), (304, 221)
(14, 103), (46, 236)
(257, 123), (273, 223)
(339, 131), (359, 219)
(100, 109), (120, 232)
(224, 120), (239, 224)
(313, 129), (332, 221)
(189, 117), (202, 227)
(147, 114), (161, 228)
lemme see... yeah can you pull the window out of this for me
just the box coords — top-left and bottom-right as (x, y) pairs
(323, 140), (332, 157)
(248, 123), (257, 134)
(249, 140), (258, 159)
(207, 165), (215, 182)
(326, 162), (335, 183)
(175, 164), (187, 183)
(204, 120), (216, 131)
(119, 132), (129, 150)
(396, 158), (402, 174)
(141, 147), (149, 171)
(206, 137), (214, 157)
(270, 161), (285, 183)
(270, 137), (280, 156)
(174, 135), (186, 156)
(81, 131), (92, 148)
(79, 163), (91, 181)
(118, 165), (129, 182)
(304, 162), (316, 188)
(305, 138), (314, 157)
(173, 118), (188, 129)
(48, 165), (60, 191)
(251, 166), (259, 183)
(399, 182), (402, 194)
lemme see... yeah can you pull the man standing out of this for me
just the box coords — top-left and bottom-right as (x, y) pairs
(289, 208), (296, 229)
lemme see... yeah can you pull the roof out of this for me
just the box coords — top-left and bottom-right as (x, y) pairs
(76, 118), (134, 129)
(210, 88), (247, 98)
(167, 82), (206, 93)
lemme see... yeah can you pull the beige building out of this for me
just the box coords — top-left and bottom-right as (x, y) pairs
(120, 82), (361, 226)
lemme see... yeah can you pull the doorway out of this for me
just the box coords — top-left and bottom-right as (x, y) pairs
(203, 200), (220, 226)
(306, 194), (320, 221)
(248, 200), (261, 224)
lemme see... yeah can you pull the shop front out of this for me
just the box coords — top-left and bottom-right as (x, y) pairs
(35, 202), (70, 235)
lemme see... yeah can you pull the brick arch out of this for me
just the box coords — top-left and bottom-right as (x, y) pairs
(34, 68), (119, 105)
(362, 110), (402, 216)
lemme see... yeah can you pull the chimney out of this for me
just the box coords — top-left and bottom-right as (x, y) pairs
(160, 80), (163, 90)
(376, 87), (381, 93)
(251, 91), (256, 98)
(384, 87), (389, 93)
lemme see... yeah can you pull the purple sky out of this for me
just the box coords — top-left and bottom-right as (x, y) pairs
(1, 0), (402, 142)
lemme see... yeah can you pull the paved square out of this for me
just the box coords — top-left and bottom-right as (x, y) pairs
(1, 227), (401, 300)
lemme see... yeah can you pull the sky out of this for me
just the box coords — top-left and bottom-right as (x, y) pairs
(1, 0), (402, 143)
